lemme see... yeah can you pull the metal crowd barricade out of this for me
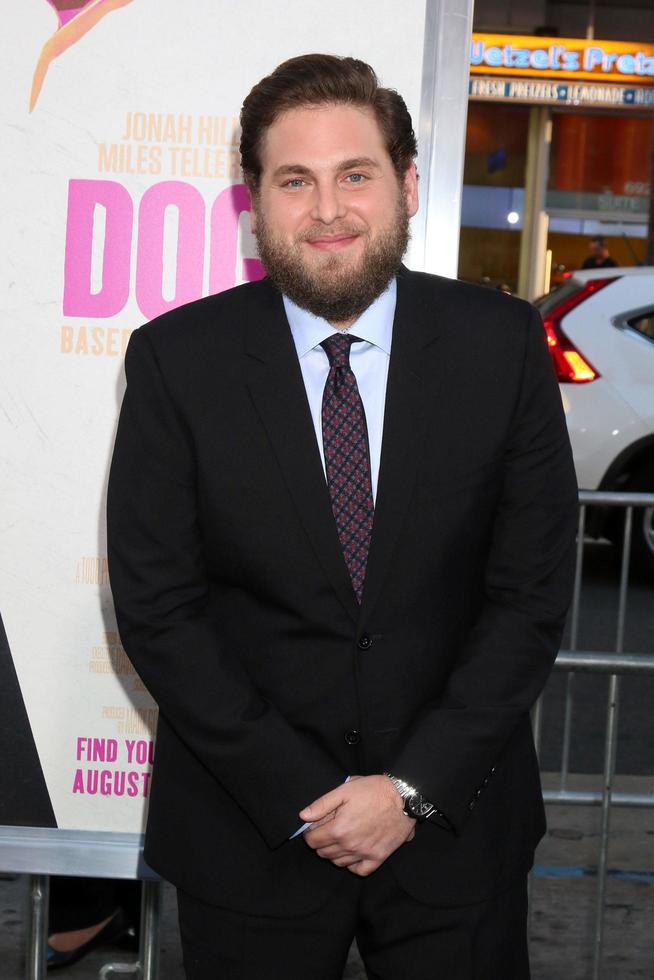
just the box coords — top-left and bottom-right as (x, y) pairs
(531, 489), (654, 980)
(0, 828), (161, 980)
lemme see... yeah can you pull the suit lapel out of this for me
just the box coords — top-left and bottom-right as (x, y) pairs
(360, 268), (443, 621)
(244, 282), (360, 624)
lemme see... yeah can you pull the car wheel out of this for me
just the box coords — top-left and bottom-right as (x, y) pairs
(625, 464), (654, 580)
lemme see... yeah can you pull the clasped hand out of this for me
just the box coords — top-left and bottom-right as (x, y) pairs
(299, 774), (416, 877)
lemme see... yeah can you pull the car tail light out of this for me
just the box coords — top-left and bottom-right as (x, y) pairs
(542, 278), (614, 383)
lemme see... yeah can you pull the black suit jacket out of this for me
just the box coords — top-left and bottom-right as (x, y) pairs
(107, 267), (578, 915)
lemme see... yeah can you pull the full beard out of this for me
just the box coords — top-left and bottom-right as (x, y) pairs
(253, 197), (410, 323)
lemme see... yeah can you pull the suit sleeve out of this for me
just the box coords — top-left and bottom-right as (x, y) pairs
(106, 328), (344, 849)
(390, 305), (578, 833)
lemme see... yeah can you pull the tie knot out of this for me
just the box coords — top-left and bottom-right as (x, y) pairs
(321, 333), (362, 368)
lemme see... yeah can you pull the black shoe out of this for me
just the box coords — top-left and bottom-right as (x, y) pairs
(47, 908), (134, 970)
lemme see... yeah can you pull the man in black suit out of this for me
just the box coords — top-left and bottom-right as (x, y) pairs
(107, 54), (578, 980)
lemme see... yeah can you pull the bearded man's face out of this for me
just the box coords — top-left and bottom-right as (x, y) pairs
(250, 103), (418, 324)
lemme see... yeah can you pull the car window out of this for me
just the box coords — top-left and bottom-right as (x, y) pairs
(627, 312), (654, 344)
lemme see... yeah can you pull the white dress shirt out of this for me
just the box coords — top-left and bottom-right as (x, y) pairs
(283, 279), (397, 837)
(283, 277), (397, 503)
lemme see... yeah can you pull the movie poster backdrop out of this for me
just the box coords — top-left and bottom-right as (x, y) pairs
(0, 0), (428, 833)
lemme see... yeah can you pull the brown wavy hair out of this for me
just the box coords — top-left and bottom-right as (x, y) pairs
(240, 53), (417, 193)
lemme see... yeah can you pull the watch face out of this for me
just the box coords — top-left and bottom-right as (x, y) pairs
(408, 795), (434, 819)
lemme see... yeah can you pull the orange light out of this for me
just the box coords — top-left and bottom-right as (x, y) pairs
(562, 350), (598, 383)
(541, 278), (614, 383)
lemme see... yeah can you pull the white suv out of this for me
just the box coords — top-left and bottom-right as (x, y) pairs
(535, 268), (654, 576)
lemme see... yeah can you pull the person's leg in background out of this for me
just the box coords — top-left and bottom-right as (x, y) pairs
(48, 876), (141, 970)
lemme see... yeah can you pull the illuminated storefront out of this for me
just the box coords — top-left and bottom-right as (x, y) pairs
(460, 33), (654, 297)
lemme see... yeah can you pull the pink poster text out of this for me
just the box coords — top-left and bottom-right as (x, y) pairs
(72, 737), (155, 798)
(63, 179), (265, 322)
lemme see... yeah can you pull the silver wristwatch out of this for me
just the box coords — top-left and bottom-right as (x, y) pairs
(384, 773), (439, 823)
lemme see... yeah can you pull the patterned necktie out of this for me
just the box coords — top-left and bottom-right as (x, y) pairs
(320, 333), (375, 604)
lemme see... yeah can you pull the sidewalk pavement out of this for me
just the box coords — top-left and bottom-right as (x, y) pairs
(2, 777), (652, 979)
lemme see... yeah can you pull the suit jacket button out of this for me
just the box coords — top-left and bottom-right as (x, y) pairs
(468, 800), (476, 810)
(357, 634), (372, 650)
(345, 730), (361, 745)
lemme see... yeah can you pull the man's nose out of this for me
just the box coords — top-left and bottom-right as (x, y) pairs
(310, 182), (346, 224)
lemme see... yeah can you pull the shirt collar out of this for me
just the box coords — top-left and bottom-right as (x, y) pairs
(284, 278), (396, 359)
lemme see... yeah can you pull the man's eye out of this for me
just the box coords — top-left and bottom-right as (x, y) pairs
(284, 178), (305, 188)
(345, 173), (366, 184)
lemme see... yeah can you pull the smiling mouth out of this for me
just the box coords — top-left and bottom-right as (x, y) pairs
(305, 234), (360, 251)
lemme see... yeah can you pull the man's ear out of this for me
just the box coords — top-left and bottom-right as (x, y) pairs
(402, 163), (419, 219)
